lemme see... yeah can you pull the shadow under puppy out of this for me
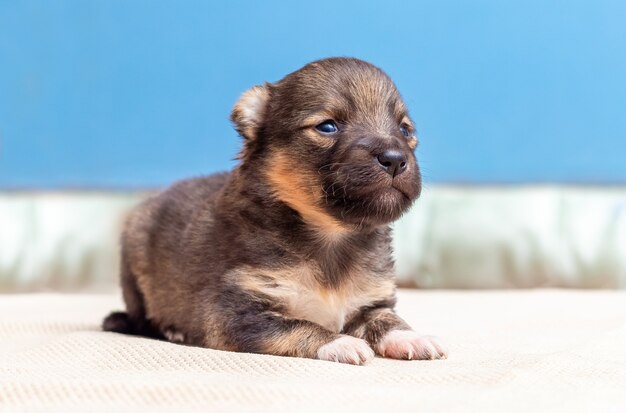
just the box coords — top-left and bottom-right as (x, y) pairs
(103, 57), (447, 365)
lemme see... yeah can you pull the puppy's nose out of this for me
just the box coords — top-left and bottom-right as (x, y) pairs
(376, 150), (407, 177)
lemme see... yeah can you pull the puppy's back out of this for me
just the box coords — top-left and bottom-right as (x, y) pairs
(105, 172), (230, 341)
(125, 172), (229, 267)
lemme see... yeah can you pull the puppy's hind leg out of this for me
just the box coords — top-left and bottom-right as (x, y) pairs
(102, 253), (163, 340)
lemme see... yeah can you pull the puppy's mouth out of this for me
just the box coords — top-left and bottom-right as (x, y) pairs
(378, 183), (416, 209)
(320, 171), (420, 227)
(390, 182), (413, 201)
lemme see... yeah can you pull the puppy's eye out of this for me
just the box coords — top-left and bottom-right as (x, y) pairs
(399, 124), (411, 138)
(315, 120), (339, 134)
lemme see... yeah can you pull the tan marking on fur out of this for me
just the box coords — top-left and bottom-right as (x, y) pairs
(395, 102), (408, 119)
(300, 114), (342, 149)
(265, 151), (349, 235)
(302, 128), (335, 149)
(261, 324), (331, 358)
(234, 264), (396, 333)
(400, 116), (413, 128)
(399, 116), (418, 150)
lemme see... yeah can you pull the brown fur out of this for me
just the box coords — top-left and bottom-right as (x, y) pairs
(265, 151), (348, 234)
(102, 57), (444, 364)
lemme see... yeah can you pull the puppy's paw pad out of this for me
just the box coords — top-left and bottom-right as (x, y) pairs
(317, 335), (375, 365)
(377, 330), (448, 360)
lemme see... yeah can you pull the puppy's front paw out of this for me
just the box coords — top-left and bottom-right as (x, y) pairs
(376, 330), (448, 360)
(317, 335), (375, 365)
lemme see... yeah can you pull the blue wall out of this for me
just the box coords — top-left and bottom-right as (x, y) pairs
(1, 0), (625, 188)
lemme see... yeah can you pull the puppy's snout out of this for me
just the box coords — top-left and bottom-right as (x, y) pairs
(376, 150), (407, 177)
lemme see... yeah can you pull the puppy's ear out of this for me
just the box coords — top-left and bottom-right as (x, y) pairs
(231, 83), (271, 160)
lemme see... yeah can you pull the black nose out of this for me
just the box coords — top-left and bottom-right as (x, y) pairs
(376, 150), (408, 177)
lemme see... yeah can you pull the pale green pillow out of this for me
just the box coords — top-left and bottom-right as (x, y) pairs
(393, 186), (626, 288)
(1, 187), (625, 291)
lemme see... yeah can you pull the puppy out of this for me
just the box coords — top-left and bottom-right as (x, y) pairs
(103, 57), (447, 365)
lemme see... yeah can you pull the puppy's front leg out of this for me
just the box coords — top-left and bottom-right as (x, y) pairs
(343, 306), (448, 360)
(226, 301), (374, 365)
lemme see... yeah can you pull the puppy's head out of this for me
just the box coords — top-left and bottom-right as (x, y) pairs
(231, 58), (421, 232)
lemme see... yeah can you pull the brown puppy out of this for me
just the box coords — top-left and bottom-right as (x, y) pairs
(103, 57), (447, 364)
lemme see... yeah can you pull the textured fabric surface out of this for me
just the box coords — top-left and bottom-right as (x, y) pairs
(1, 290), (625, 412)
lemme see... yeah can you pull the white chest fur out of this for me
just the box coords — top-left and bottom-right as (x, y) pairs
(237, 264), (395, 333)
(285, 284), (373, 332)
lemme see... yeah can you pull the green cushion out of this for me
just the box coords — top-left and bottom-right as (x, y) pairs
(1, 186), (625, 291)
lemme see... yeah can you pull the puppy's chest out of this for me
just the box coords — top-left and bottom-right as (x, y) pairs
(252, 264), (395, 333)
(286, 284), (369, 332)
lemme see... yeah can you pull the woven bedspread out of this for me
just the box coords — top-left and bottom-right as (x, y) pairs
(1, 290), (625, 412)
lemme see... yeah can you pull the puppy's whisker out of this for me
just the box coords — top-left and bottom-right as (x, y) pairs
(317, 162), (351, 174)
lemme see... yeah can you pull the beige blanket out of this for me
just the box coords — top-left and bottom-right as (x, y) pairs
(1, 290), (625, 412)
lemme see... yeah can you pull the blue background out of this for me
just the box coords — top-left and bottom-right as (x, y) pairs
(1, 0), (625, 188)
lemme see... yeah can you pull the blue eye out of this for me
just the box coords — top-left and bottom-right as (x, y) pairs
(400, 124), (411, 137)
(315, 120), (339, 134)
